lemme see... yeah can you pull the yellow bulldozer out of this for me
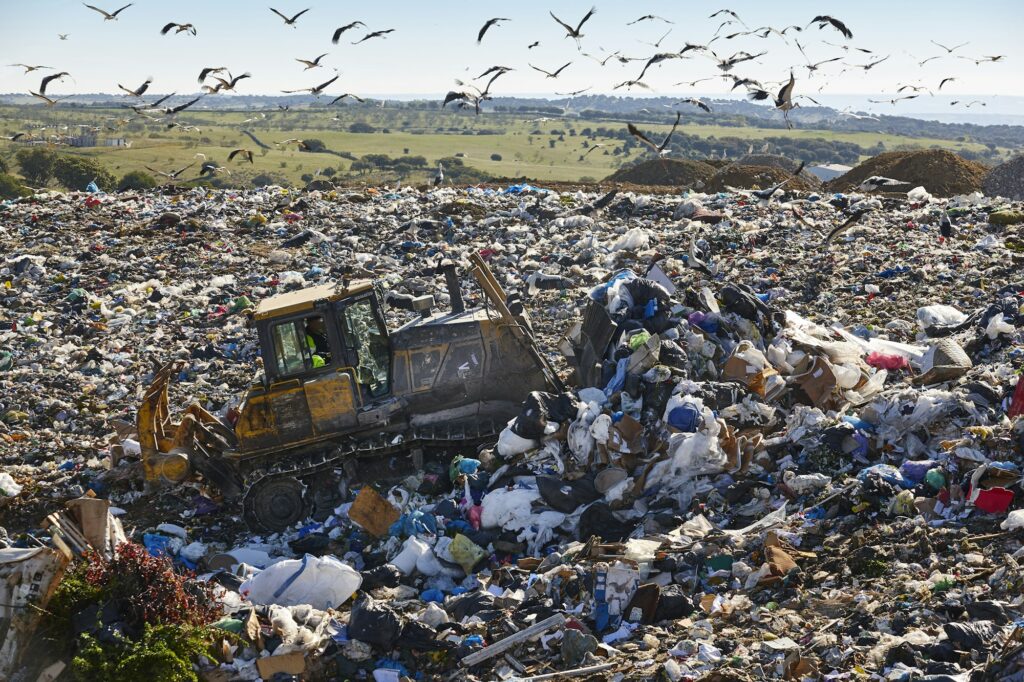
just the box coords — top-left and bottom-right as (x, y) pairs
(137, 253), (562, 531)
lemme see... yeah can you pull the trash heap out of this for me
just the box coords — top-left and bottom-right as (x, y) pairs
(5, 180), (1024, 680)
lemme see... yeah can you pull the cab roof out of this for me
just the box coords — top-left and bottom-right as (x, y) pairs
(253, 280), (374, 321)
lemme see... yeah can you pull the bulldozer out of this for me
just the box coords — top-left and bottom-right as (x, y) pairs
(137, 253), (562, 532)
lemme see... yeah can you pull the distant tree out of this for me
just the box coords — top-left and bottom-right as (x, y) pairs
(301, 173), (314, 183)
(302, 138), (326, 152)
(548, 140), (556, 148)
(117, 170), (157, 192)
(321, 166), (337, 177)
(490, 153), (502, 161)
(0, 156), (7, 173)
(52, 156), (116, 191)
(251, 172), (288, 188)
(403, 148), (410, 154)
(348, 122), (377, 134)
(16, 148), (56, 186)
(0, 172), (29, 199)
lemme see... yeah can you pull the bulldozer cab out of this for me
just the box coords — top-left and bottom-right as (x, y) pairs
(235, 281), (395, 453)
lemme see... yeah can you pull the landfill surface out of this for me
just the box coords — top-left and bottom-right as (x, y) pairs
(6, 177), (1024, 681)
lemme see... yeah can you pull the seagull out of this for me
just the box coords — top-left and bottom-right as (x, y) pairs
(527, 41), (540, 49)
(161, 22), (197, 36)
(845, 55), (890, 72)
(581, 144), (606, 158)
(434, 163), (444, 186)
(38, 71), (70, 95)
(714, 50), (766, 71)
(966, 55), (1005, 64)
(628, 14), (673, 25)
(332, 21), (365, 43)
(795, 40), (841, 73)
(858, 176), (909, 191)
(582, 50), (621, 66)
(709, 9), (746, 27)
(197, 66), (227, 84)
(352, 29), (395, 44)
(639, 29), (673, 49)
(270, 7), (310, 27)
(868, 94), (919, 105)
(931, 40), (968, 54)
(228, 149), (254, 164)
(628, 112), (681, 155)
(58, 34), (70, 40)
(476, 65), (514, 80)
(83, 3), (132, 21)
(9, 64), (52, 73)
(281, 74), (339, 96)
(295, 53), (328, 70)
(748, 71), (798, 128)
(145, 162), (195, 180)
(329, 92), (365, 104)
(808, 15), (853, 39)
(208, 72), (251, 93)
(556, 87), (591, 97)
(117, 77), (152, 97)
(825, 208), (872, 244)
(477, 17), (510, 44)
(550, 7), (596, 48)
(530, 62), (572, 78)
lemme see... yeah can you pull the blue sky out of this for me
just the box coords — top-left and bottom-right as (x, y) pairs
(2, 0), (1021, 103)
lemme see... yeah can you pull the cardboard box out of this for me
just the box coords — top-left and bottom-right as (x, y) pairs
(348, 486), (401, 537)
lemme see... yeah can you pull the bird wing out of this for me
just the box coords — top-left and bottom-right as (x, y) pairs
(627, 123), (658, 152)
(269, 8), (290, 22)
(549, 11), (576, 35)
(938, 77), (954, 89)
(778, 72), (795, 102)
(552, 62), (572, 77)
(529, 64), (552, 77)
(825, 211), (869, 243)
(659, 111), (681, 151)
(477, 18), (497, 43)
(112, 3), (132, 17)
(161, 22), (177, 35)
(83, 4), (111, 18)
(170, 96), (201, 113)
(575, 6), (596, 33)
(227, 149), (243, 161)
(748, 89), (770, 101)
(173, 162), (196, 176)
(290, 8), (311, 22)
(314, 74), (340, 91)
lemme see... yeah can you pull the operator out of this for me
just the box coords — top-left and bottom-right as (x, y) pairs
(304, 317), (331, 368)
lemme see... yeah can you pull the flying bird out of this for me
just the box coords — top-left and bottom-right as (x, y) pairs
(476, 65), (513, 80)
(208, 72), (251, 93)
(163, 96), (202, 115)
(9, 64), (52, 73)
(332, 22), (365, 44)
(627, 14), (672, 25)
(938, 77), (956, 90)
(38, 71), (70, 95)
(715, 50), (766, 71)
(3, 132), (26, 141)
(635, 52), (683, 80)
(581, 144), (606, 158)
(352, 29), (395, 44)
(530, 62), (572, 78)
(161, 22), (197, 36)
(748, 71), (798, 128)
(931, 40), (968, 54)
(825, 208), (873, 244)
(527, 41), (540, 49)
(477, 17), (510, 44)
(59, 34), (70, 40)
(808, 15), (852, 39)
(83, 3), (132, 21)
(329, 92), (365, 104)
(858, 176), (910, 191)
(296, 53), (328, 70)
(276, 139), (309, 150)
(550, 7), (596, 48)
(228, 149), (254, 164)
(197, 66), (227, 83)
(966, 55), (1005, 64)
(281, 74), (339, 96)
(270, 7), (310, 26)
(868, 94), (919, 105)
(674, 98), (711, 113)
(145, 162), (195, 180)
(709, 9), (746, 26)
(117, 77), (152, 97)
(199, 162), (228, 177)
(628, 112), (681, 155)
(29, 91), (64, 106)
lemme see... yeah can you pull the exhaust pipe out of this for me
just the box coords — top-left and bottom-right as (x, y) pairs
(438, 260), (465, 314)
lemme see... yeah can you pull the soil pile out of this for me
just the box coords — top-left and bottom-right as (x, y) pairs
(705, 164), (819, 193)
(983, 155), (1024, 200)
(827, 149), (988, 197)
(605, 159), (716, 187)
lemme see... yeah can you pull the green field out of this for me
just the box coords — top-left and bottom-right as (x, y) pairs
(0, 103), (1008, 185)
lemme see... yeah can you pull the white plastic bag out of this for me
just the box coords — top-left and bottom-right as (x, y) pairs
(240, 554), (361, 609)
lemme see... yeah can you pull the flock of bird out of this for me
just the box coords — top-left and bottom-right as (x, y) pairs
(2, 3), (1010, 181)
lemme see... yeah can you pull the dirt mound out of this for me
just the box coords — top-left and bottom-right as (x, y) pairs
(983, 155), (1024, 200)
(705, 165), (818, 193)
(735, 154), (822, 186)
(605, 159), (715, 187)
(826, 149), (988, 197)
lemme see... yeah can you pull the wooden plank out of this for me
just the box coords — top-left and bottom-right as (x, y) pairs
(460, 614), (566, 667)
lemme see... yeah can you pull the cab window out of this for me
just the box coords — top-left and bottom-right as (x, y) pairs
(339, 299), (390, 396)
(271, 314), (332, 377)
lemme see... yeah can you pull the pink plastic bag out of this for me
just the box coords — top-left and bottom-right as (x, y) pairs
(866, 352), (909, 371)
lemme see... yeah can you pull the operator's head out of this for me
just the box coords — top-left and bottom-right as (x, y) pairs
(307, 317), (326, 333)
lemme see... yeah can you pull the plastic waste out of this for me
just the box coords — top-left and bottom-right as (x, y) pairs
(240, 554), (361, 609)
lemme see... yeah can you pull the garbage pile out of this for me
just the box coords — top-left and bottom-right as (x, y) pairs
(826, 149), (990, 197)
(5, 179), (1024, 680)
(984, 155), (1024, 201)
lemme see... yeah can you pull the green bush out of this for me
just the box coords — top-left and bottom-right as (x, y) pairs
(16, 147), (56, 185)
(0, 155), (8, 173)
(0, 172), (30, 199)
(117, 170), (157, 192)
(73, 624), (212, 682)
(52, 156), (116, 191)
